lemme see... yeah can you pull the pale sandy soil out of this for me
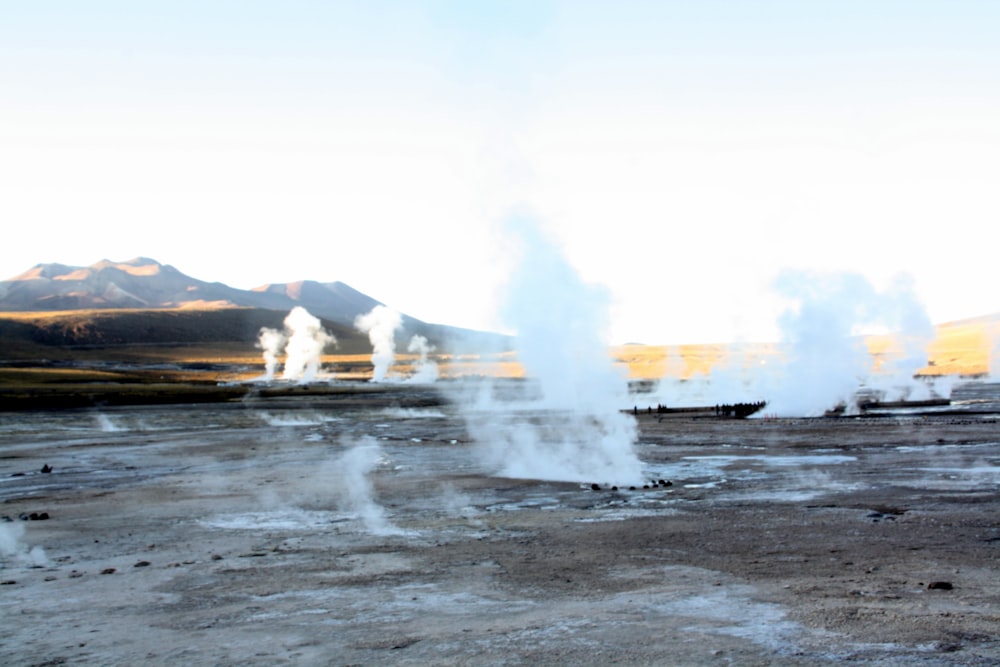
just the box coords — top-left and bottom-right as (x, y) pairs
(2, 383), (999, 666)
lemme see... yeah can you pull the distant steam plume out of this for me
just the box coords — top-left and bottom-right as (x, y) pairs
(757, 270), (935, 416)
(355, 305), (402, 382)
(256, 327), (287, 381)
(256, 306), (336, 383)
(864, 274), (938, 401)
(405, 334), (439, 383)
(282, 307), (336, 382)
(458, 215), (643, 485)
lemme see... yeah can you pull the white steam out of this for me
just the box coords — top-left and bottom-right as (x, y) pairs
(256, 327), (287, 381)
(651, 344), (766, 409)
(459, 215), (643, 485)
(756, 270), (936, 417)
(0, 522), (50, 568)
(282, 307), (336, 382)
(405, 334), (439, 383)
(354, 305), (402, 382)
(256, 307), (336, 383)
(332, 436), (402, 535)
(863, 275), (939, 401)
(95, 413), (126, 432)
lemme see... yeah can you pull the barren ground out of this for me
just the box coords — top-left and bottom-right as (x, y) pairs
(2, 382), (999, 666)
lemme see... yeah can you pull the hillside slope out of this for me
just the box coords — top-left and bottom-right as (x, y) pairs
(0, 258), (510, 352)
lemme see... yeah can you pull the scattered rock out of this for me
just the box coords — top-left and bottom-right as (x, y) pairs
(19, 512), (50, 521)
(1, 580), (16, 585)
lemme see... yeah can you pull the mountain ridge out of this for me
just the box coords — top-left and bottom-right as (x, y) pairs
(0, 258), (510, 352)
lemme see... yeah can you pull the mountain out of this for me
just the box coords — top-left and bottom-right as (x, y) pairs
(0, 258), (509, 352)
(2, 258), (248, 312)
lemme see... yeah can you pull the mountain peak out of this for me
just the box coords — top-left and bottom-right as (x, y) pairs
(2, 260), (390, 327)
(10, 263), (78, 281)
(91, 257), (165, 277)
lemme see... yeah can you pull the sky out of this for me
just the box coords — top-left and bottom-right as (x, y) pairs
(1, 1), (997, 345)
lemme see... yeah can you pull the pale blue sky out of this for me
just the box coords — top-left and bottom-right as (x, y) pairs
(2, 1), (997, 343)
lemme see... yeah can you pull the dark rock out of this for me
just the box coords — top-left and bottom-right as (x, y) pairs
(40, 464), (52, 474)
(590, 483), (601, 491)
(134, 561), (151, 568)
(100, 568), (116, 575)
(927, 581), (953, 590)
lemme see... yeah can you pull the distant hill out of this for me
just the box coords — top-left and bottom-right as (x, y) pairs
(0, 257), (510, 354)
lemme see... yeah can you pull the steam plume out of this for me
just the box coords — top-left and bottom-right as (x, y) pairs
(0, 523), (49, 567)
(406, 334), (439, 383)
(256, 307), (336, 383)
(282, 307), (336, 382)
(758, 270), (935, 416)
(460, 215), (643, 484)
(333, 436), (401, 535)
(256, 327), (287, 381)
(354, 305), (402, 382)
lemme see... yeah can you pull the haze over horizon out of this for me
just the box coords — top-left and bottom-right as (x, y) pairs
(2, 2), (998, 345)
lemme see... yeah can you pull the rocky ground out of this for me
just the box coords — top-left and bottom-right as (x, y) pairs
(1, 383), (999, 666)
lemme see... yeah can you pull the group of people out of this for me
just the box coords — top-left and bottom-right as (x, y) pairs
(630, 400), (767, 419)
(714, 401), (767, 418)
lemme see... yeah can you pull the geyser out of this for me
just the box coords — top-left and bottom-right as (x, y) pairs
(405, 334), (439, 383)
(256, 306), (336, 383)
(0, 522), (49, 568)
(459, 215), (643, 485)
(256, 327), (286, 382)
(755, 270), (936, 417)
(354, 305), (402, 382)
(333, 436), (402, 535)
